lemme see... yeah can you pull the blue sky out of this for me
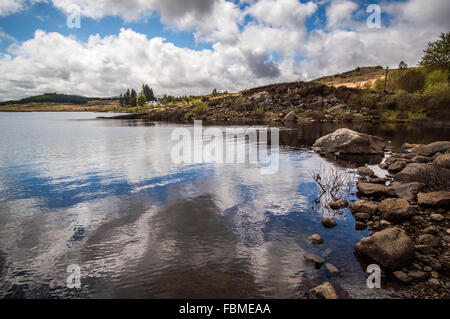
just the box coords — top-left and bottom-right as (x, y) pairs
(0, 0), (448, 100)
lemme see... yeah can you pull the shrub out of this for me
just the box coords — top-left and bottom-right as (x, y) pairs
(425, 69), (448, 92)
(137, 94), (147, 107)
(396, 69), (425, 93)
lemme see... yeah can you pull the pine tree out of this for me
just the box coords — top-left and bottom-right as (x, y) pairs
(125, 89), (131, 107)
(142, 84), (155, 101)
(130, 89), (137, 107)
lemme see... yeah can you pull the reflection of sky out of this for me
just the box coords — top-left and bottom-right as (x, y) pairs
(0, 113), (391, 298)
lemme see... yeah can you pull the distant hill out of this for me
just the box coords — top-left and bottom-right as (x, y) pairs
(0, 93), (117, 106)
(313, 66), (388, 88)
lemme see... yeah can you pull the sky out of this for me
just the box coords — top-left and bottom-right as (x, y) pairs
(0, 0), (449, 100)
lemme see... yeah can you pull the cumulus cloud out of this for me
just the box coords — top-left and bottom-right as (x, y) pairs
(0, 0), (449, 100)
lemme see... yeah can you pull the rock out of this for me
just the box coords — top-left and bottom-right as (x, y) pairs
(427, 278), (441, 287)
(310, 282), (339, 299)
(355, 222), (367, 230)
(393, 271), (413, 284)
(357, 183), (395, 198)
(330, 199), (348, 209)
(415, 245), (437, 255)
(430, 214), (444, 222)
(391, 182), (426, 202)
(313, 128), (386, 155)
(351, 200), (378, 215)
(354, 228), (415, 270)
(354, 213), (371, 221)
(388, 161), (408, 174)
(417, 234), (440, 247)
(394, 163), (429, 183)
(378, 198), (414, 222)
(417, 192), (450, 208)
(304, 254), (325, 268)
(408, 270), (428, 281)
(380, 220), (392, 227)
(411, 141), (450, 157)
(379, 163), (389, 170)
(309, 234), (324, 245)
(321, 218), (338, 228)
(357, 166), (376, 177)
(284, 111), (297, 122)
(422, 226), (439, 235)
(325, 263), (341, 274)
(433, 154), (450, 169)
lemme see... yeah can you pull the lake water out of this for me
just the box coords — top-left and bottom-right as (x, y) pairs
(0, 112), (449, 299)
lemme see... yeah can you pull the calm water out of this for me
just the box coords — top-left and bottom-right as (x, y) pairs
(0, 112), (449, 299)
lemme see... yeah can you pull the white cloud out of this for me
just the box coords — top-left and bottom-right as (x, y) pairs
(326, 0), (359, 28)
(246, 0), (317, 28)
(0, 0), (449, 100)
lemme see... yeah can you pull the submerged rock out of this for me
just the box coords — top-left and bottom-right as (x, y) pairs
(325, 263), (341, 274)
(304, 254), (325, 268)
(309, 234), (324, 245)
(321, 218), (338, 228)
(330, 199), (348, 209)
(354, 228), (415, 270)
(313, 128), (386, 155)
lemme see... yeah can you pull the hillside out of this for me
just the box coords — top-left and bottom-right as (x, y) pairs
(314, 66), (388, 88)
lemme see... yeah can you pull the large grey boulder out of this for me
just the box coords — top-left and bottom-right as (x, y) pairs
(313, 128), (386, 155)
(354, 228), (415, 270)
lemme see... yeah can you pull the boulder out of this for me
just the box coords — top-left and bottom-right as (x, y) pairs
(357, 182), (396, 198)
(394, 163), (429, 183)
(351, 200), (378, 215)
(411, 141), (450, 157)
(354, 213), (371, 221)
(388, 161), (408, 174)
(330, 198), (348, 209)
(313, 128), (386, 155)
(417, 192), (450, 208)
(355, 222), (367, 230)
(354, 228), (415, 270)
(357, 166), (376, 177)
(321, 218), (338, 228)
(310, 282), (339, 299)
(391, 182), (426, 202)
(378, 198), (414, 222)
(417, 234), (440, 247)
(433, 154), (450, 169)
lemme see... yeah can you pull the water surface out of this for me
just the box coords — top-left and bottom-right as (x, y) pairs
(0, 112), (449, 299)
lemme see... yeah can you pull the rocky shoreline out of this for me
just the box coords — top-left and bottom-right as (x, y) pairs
(309, 130), (449, 299)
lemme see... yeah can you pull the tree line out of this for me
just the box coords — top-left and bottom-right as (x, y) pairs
(119, 84), (156, 108)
